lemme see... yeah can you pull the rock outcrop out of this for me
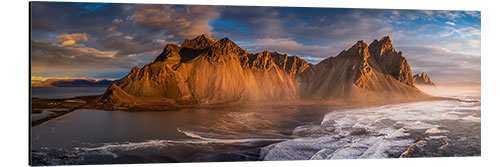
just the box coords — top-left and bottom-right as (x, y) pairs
(98, 35), (428, 106)
(413, 72), (436, 86)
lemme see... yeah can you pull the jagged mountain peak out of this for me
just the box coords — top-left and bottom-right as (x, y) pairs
(206, 37), (250, 57)
(212, 37), (247, 51)
(154, 44), (181, 62)
(164, 43), (180, 50)
(415, 72), (431, 80)
(356, 40), (367, 46)
(413, 72), (436, 86)
(313, 40), (371, 78)
(366, 36), (414, 86)
(380, 36), (391, 43)
(181, 34), (217, 50)
(373, 36), (391, 44)
(369, 36), (396, 56)
(199, 34), (214, 39)
(319, 39), (374, 61)
(259, 50), (281, 56)
(337, 40), (370, 60)
(214, 37), (235, 46)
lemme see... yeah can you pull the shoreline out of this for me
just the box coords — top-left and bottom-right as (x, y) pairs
(31, 95), (98, 127)
(93, 95), (456, 112)
(31, 94), (456, 127)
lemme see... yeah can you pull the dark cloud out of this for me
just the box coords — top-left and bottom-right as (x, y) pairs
(246, 37), (344, 64)
(31, 2), (129, 34)
(94, 32), (167, 57)
(212, 6), (291, 39)
(94, 4), (220, 57)
(130, 4), (220, 38)
(212, 8), (396, 45)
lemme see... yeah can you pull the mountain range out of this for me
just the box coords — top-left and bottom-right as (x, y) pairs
(97, 35), (432, 107)
(32, 78), (120, 87)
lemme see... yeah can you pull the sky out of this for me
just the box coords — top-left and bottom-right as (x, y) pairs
(30, 2), (481, 84)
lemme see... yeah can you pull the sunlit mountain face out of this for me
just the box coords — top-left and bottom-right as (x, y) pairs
(31, 2), (480, 85)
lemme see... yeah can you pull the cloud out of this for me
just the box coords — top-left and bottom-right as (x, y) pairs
(401, 45), (480, 83)
(420, 10), (434, 16)
(56, 33), (89, 46)
(32, 40), (115, 60)
(94, 32), (169, 57)
(31, 39), (154, 78)
(435, 11), (466, 20)
(445, 21), (456, 26)
(31, 2), (130, 33)
(130, 4), (220, 38)
(112, 18), (123, 24)
(31, 3), (222, 77)
(465, 11), (481, 18)
(214, 8), (399, 59)
(467, 39), (481, 49)
(439, 26), (481, 37)
(89, 4), (222, 58)
(31, 40), (122, 75)
(31, 76), (90, 82)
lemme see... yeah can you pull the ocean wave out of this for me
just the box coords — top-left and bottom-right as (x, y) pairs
(33, 128), (288, 165)
(262, 97), (481, 160)
(176, 128), (288, 144)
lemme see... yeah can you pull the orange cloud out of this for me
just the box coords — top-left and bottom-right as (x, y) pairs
(57, 33), (88, 46)
(31, 76), (88, 82)
(62, 40), (76, 46)
(72, 47), (115, 58)
(107, 26), (118, 32)
(31, 40), (118, 75)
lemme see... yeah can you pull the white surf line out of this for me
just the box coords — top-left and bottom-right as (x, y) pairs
(399, 124), (451, 158)
(330, 121), (423, 159)
(358, 121), (424, 159)
(68, 129), (290, 157)
(177, 128), (289, 144)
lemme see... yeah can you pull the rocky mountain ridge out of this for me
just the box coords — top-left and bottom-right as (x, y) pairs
(97, 34), (429, 106)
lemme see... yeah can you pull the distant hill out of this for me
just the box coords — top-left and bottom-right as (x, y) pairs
(97, 34), (429, 106)
(32, 77), (120, 87)
(413, 72), (436, 86)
